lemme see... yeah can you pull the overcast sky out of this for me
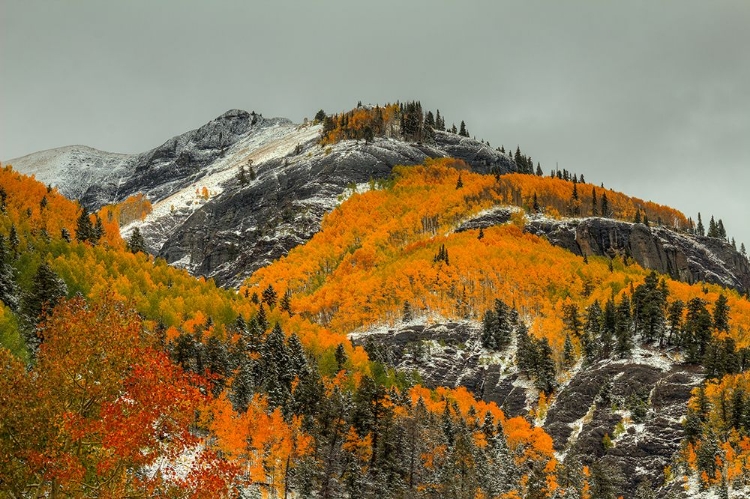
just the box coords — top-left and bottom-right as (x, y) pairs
(2, 0), (748, 247)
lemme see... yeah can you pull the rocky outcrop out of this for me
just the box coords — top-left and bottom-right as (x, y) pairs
(545, 359), (703, 496)
(352, 320), (703, 497)
(523, 217), (750, 293)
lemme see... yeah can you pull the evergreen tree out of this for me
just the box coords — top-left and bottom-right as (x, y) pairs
(534, 337), (557, 393)
(262, 283), (278, 309)
(516, 321), (536, 373)
(563, 334), (575, 368)
(634, 210), (642, 224)
(435, 109), (444, 131)
(256, 303), (268, 332)
(583, 300), (603, 362)
(93, 215), (104, 243)
(455, 174), (463, 189)
(424, 111), (435, 128)
(126, 227), (146, 254)
(684, 298), (713, 363)
(287, 332), (309, 379)
(314, 109), (327, 122)
(280, 289), (293, 315)
(713, 294), (730, 333)
(335, 343), (348, 371)
(477, 227), (484, 240)
(563, 303), (583, 337)
(75, 206), (94, 243)
(21, 262), (68, 345)
(697, 213), (705, 236)
(717, 219), (726, 239)
(666, 299), (684, 346)
(458, 120), (469, 137)
(481, 299), (512, 350)
(0, 235), (19, 311)
(601, 298), (617, 357)
(262, 323), (292, 408)
(601, 191), (610, 218)
(708, 215), (718, 238)
(591, 188), (598, 216)
(61, 227), (71, 243)
(532, 192), (539, 213)
(741, 242), (747, 258)
(615, 295), (633, 358)
(9, 224), (19, 258)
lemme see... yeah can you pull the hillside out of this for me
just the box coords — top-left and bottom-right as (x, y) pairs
(8, 106), (516, 287)
(3, 103), (750, 498)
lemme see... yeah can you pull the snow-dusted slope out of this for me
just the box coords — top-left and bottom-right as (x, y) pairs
(5, 109), (517, 287)
(7, 145), (132, 202)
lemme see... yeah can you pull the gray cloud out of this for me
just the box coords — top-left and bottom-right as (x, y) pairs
(2, 0), (748, 248)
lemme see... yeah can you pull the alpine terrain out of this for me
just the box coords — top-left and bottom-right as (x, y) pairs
(2, 102), (750, 499)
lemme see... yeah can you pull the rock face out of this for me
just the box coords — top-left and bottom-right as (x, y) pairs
(523, 217), (750, 293)
(352, 320), (703, 497)
(8, 112), (515, 287)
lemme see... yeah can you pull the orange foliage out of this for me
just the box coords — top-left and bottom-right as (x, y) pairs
(0, 296), (233, 497)
(496, 173), (689, 229)
(247, 159), (750, 360)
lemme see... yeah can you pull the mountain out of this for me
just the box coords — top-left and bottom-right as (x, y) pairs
(3, 103), (750, 498)
(8, 108), (515, 287)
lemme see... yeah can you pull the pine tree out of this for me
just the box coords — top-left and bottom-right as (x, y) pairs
(601, 298), (617, 357)
(708, 215), (718, 238)
(742, 242), (747, 258)
(256, 303), (268, 332)
(21, 262), (67, 345)
(684, 297), (712, 363)
(335, 343), (348, 372)
(666, 299), (684, 346)
(262, 284), (278, 309)
(456, 174), (463, 189)
(615, 295), (633, 358)
(287, 332), (309, 379)
(458, 121), (469, 137)
(126, 227), (146, 254)
(634, 210), (642, 224)
(717, 219), (726, 239)
(93, 215), (104, 244)
(9, 224), (19, 258)
(601, 192), (610, 218)
(532, 192), (539, 213)
(697, 213), (705, 236)
(713, 294), (730, 333)
(591, 188), (598, 216)
(515, 321), (535, 373)
(563, 303), (583, 337)
(477, 227), (484, 240)
(280, 289), (292, 315)
(536, 163), (543, 176)
(0, 235), (19, 311)
(75, 206), (93, 243)
(424, 111), (435, 128)
(563, 334), (575, 368)
(534, 337), (557, 393)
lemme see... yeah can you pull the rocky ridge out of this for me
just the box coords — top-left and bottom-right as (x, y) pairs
(8, 111), (515, 286)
